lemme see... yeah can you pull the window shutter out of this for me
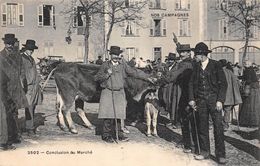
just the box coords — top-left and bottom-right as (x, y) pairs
(18, 4), (24, 26)
(121, 20), (126, 36)
(1, 3), (7, 26)
(188, 20), (191, 36)
(149, 0), (154, 8)
(178, 19), (182, 36)
(176, 0), (180, 9)
(135, 20), (139, 36)
(52, 5), (56, 28)
(150, 19), (154, 36)
(38, 5), (43, 26)
(161, 0), (166, 9)
(73, 6), (77, 27)
(162, 20), (166, 36)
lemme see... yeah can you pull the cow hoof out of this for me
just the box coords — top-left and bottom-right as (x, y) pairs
(70, 128), (78, 134)
(152, 133), (158, 137)
(87, 125), (96, 130)
(60, 126), (69, 132)
(146, 133), (152, 137)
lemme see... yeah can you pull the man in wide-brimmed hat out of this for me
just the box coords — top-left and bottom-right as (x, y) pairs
(94, 46), (154, 143)
(160, 52), (180, 127)
(20, 40), (42, 136)
(188, 42), (227, 164)
(174, 44), (200, 154)
(0, 34), (28, 150)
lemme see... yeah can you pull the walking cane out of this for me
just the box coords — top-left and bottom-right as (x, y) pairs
(233, 106), (240, 131)
(110, 67), (119, 143)
(191, 106), (201, 155)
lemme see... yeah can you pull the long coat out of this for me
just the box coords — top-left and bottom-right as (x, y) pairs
(94, 61), (148, 119)
(0, 48), (28, 144)
(0, 49), (28, 109)
(0, 67), (9, 144)
(223, 68), (242, 106)
(21, 52), (42, 106)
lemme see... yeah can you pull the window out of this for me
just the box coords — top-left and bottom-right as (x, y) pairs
(1, 3), (24, 26)
(178, 19), (190, 36)
(38, 5), (55, 27)
(218, 18), (228, 39)
(216, 0), (230, 10)
(44, 41), (54, 56)
(122, 20), (139, 36)
(125, 0), (135, 7)
(153, 47), (162, 61)
(150, 19), (167, 37)
(175, 0), (191, 10)
(73, 6), (85, 27)
(149, 0), (166, 9)
(125, 47), (136, 61)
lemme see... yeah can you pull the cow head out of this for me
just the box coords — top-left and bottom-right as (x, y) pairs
(125, 68), (164, 102)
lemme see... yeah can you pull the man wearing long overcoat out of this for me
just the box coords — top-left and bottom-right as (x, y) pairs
(20, 40), (42, 134)
(162, 53), (181, 128)
(0, 34), (28, 150)
(94, 46), (151, 143)
(188, 42), (227, 164)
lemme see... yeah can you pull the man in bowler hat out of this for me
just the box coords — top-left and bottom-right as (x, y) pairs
(20, 40), (43, 135)
(188, 42), (227, 164)
(0, 34), (28, 150)
(175, 44), (199, 153)
(94, 46), (153, 143)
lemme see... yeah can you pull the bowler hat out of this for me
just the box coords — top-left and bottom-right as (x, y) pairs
(168, 52), (180, 61)
(177, 44), (191, 53)
(108, 46), (123, 56)
(2, 33), (17, 44)
(22, 40), (38, 50)
(192, 42), (212, 55)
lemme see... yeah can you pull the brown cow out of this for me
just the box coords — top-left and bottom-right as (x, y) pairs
(54, 62), (154, 134)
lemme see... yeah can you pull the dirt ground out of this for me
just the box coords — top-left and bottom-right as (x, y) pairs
(0, 87), (259, 166)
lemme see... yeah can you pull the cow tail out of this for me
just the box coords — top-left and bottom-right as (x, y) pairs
(41, 67), (57, 91)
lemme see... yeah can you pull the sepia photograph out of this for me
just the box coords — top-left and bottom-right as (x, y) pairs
(0, 0), (259, 165)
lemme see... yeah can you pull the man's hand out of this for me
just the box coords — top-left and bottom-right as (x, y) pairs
(216, 101), (223, 111)
(147, 77), (157, 84)
(188, 100), (197, 110)
(107, 68), (112, 75)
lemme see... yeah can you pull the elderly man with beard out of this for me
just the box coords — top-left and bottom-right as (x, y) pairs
(0, 34), (28, 150)
(20, 40), (43, 135)
(188, 42), (227, 164)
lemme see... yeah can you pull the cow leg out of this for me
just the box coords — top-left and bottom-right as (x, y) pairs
(63, 109), (78, 134)
(145, 103), (152, 137)
(151, 105), (159, 137)
(57, 90), (68, 132)
(75, 99), (95, 130)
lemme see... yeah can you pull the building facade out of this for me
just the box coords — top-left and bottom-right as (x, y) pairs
(205, 0), (260, 64)
(0, 0), (105, 62)
(107, 0), (203, 61)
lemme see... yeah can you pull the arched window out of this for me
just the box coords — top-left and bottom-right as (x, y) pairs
(210, 46), (235, 63)
(239, 46), (260, 65)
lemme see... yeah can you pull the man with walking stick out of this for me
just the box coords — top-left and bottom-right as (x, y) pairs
(94, 46), (154, 143)
(174, 44), (200, 154)
(188, 42), (227, 164)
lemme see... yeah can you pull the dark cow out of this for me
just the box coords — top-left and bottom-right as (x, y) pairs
(54, 62), (154, 134)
